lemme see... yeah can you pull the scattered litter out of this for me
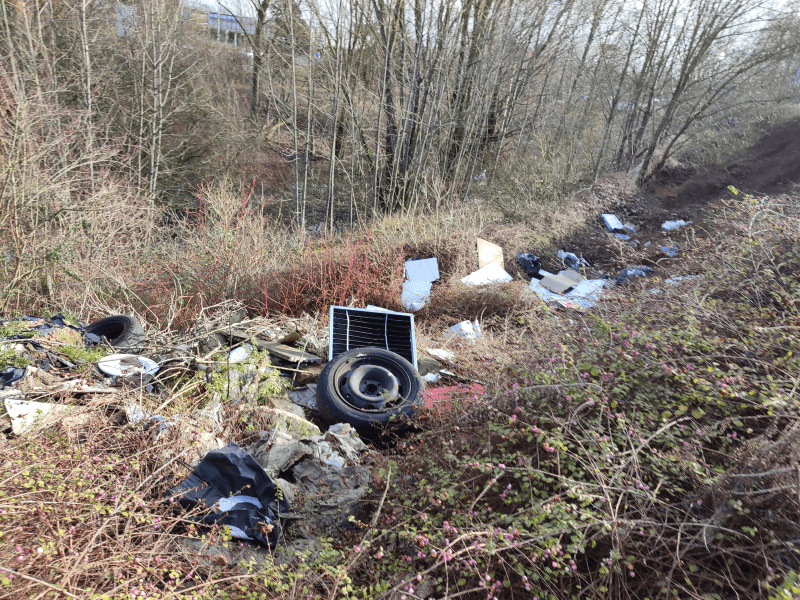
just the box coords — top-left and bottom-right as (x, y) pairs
(602, 214), (624, 231)
(445, 320), (481, 340)
(401, 280), (432, 312)
(477, 238), (504, 269)
(644, 241), (652, 248)
(168, 442), (287, 549)
(662, 220), (692, 231)
(615, 265), (653, 285)
(529, 273), (607, 309)
(614, 233), (630, 241)
(517, 253), (542, 278)
(661, 245), (679, 257)
(97, 354), (159, 377)
(329, 306), (417, 368)
(288, 384), (317, 410)
(427, 348), (455, 362)
(664, 275), (704, 285)
(422, 373), (441, 384)
(460, 262), (513, 286)
(623, 223), (637, 234)
(557, 250), (589, 270)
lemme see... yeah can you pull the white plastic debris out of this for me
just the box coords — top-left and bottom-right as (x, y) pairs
(404, 258), (440, 282)
(445, 320), (482, 340)
(4, 398), (70, 435)
(460, 262), (513, 286)
(661, 220), (692, 231)
(422, 373), (441, 384)
(97, 354), (159, 377)
(602, 214), (624, 231)
(228, 344), (252, 364)
(427, 348), (455, 361)
(623, 223), (637, 234)
(401, 280), (432, 311)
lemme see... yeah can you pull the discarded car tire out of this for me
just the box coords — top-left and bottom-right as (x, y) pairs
(316, 347), (425, 433)
(85, 315), (146, 349)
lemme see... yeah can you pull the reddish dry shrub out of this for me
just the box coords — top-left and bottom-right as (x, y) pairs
(259, 231), (406, 316)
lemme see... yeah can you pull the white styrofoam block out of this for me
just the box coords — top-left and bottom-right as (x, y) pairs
(460, 262), (513, 286)
(404, 258), (440, 282)
(601, 214), (624, 231)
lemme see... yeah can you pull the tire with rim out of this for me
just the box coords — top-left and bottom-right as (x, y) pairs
(85, 315), (146, 350)
(316, 347), (425, 433)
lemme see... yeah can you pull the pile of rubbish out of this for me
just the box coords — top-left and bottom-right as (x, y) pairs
(0, 302), (476, 555)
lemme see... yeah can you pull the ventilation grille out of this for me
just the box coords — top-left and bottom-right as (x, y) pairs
(329, 307), (417, 368)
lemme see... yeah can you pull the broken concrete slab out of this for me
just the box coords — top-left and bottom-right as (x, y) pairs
(477, 238), (504, 269)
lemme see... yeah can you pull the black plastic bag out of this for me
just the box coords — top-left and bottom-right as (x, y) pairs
(517, 253), (542, 278)
(168, 443), (288, 549)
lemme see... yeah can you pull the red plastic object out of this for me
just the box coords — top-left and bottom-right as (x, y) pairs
(423, 384), (484, 414)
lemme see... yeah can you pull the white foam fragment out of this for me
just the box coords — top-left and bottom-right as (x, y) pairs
(461, 262), (513, 286)
(661, 220), (692, 231)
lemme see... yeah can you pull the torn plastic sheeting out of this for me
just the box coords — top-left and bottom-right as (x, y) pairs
(614, 233), (630, 241)
(401, 280), (432, 312)
(661, 245), (679, 257)
(517, 253), (542, 278)
(404, 258), (439, 282)
(662, 220), (692, 231)
(557, 250), (589, 271)
(422, 372), (440, 384)
(460, 262), (513, 286)
(0, 367), (26, 387)
(168, 442), (287, 549)
(601, 214), (624, 231)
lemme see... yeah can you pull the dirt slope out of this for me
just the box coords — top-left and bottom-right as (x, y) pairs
(667, 116), (800, 209)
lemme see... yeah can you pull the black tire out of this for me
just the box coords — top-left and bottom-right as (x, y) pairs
(85, 315), (146, 350)
(316, 347), (425, 433)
